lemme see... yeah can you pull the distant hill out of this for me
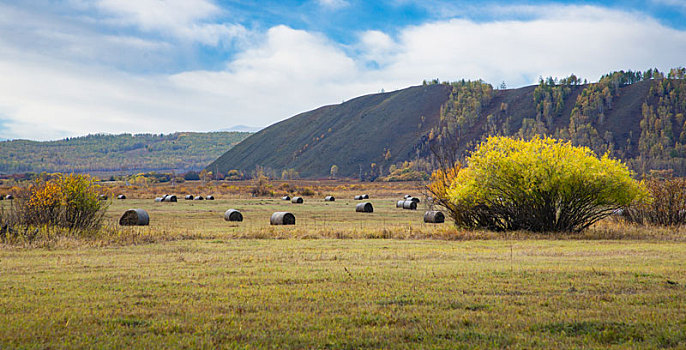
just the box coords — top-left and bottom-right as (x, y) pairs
(220, 125), (264, 133)
(208, 84), (452, 178)
(0, 132), (252, 174)
(209, 68), (686, 178)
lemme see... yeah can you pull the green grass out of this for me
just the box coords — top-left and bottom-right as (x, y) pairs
(1, 239), (685, 348)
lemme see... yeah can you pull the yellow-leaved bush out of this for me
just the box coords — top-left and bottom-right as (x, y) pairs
(434, 136), (645, 232)
(14, 174), (109, 232)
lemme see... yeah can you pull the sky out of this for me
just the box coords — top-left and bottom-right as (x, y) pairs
(0, 0), (685, 140)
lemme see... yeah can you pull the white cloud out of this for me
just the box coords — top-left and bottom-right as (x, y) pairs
(1, 4), (686, 140)
(95, 0), (247, 45)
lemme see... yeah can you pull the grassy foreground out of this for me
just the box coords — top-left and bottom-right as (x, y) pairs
(1, 239), (685, 349)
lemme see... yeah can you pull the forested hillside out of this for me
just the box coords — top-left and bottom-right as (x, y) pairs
(210, 67), (686, 178)
(0, 132), (251, 174)
(427, 68), (686, 175)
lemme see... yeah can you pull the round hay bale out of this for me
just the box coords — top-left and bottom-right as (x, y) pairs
(206, 195), (215, 200)
(119, 209), (149, 226)
(154, 197), (163, 202)
(163, 195), (177, 202)
(282, 195), (291, 201)
(185, 195), (194, 200)
(5, 195), (13, 200)
(99, 194), (108, 200)
(270, 212), (295, 225)
(324, 196), (335, 201)
(423, 211), (445, 223)
(117, 194), (126, 200)
(356, 202), (373, 213)
(354, 195), (362, 200)
(402, 200), (417, 210)
(396, 200), (405, 208)
(291, 196), (303, 204)
(224, 209), (243, 222)
(408, 197), (420, 204)
(361, 194), (369, 199)
(194, 195), (204, 200)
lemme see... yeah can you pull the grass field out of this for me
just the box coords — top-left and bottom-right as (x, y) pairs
(1, 181), (685, 348)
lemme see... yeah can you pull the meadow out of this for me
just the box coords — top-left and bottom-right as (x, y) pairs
(0, 180), (685, 348)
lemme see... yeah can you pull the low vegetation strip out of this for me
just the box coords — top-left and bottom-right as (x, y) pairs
(0, 240), (684, 348)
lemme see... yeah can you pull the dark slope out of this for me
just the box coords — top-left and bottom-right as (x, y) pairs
(208, 84), (452, 178)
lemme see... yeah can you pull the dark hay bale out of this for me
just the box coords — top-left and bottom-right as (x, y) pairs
(194, 196), (204, 200)
(282, 195), (291, 201)
(291, 196), (303, 204)
(402, 200), (417, 210)
(119, 209), (149, 226)
(424, 211), (445, 223)
(325, 196), (335, 201)
(185, 195), (194, 200)
(362, 194), (369, 199)
(99, 194), (108, 200)
(5, 195), (13, 200)
(408, 197), (420, 204)
(271, 212), (295, 225)
(117, 194), (126, 200)
(224, 209), (243, 222)
(396, 200), (405, 208)
(356, 202), (374, 213)
(206, 195), (214, 200)
(163, 195), (177, 202)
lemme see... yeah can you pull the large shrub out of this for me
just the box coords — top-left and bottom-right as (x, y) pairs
(10, 174), (109, 231)
(436, 136), (645, 232)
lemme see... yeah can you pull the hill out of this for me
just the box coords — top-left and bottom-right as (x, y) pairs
(209, 68), (686, 178)
(208, 84), (452, 178)
(0, 132), (252, 175)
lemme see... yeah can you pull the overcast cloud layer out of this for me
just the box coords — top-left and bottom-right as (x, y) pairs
(0, 0), (685, 140)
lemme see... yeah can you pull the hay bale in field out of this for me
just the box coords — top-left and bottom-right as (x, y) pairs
(396, 200), (405, 208)
(282, 195), (291, 201)
(99, 194), (108, 200)
(354, 195), (363, 200)
(423, 211), (445, 223)
(270, 212), (295, 225)
(408, 197), (420, 204)
(224, 209), (243, 222)
(154, 197), (163, 202)
(325, 196), (335, 201)
(162, 195), (177, 202)
(119, 209), (149, 226)
(361, 194), (369, 199)
(402, 200), (417, 210)
(356, 202), (374, 213)
(291, 196), (303, 204)
(5, 195), (12, 200)
(117, 194), (126, 200)
(194, 195), (204, 200)
(185, 195), (194, 200)
(206, 195), (214, 200)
